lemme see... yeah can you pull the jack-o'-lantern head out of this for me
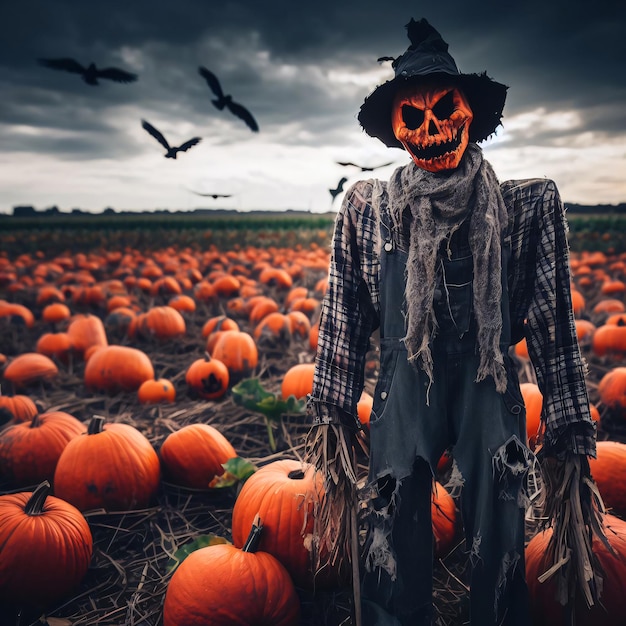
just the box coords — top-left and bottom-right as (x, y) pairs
(391, 83), (473, 172)
(358, 18), (507, 166)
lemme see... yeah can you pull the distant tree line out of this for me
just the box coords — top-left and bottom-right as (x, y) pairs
(7, 202), (626, 218)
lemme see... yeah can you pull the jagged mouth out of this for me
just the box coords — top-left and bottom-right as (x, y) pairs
(406, 125), (467, 161)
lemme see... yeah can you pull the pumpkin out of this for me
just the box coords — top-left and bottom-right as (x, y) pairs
(0, 302), (35, 327)
(258, 267), (293, 289)
(201, 315), (240, 338)
(3, 353), (59, 388)
(54, 415), (161, 512)
(159, 423), (237, 489)
(211, 330), (258, 381)
(162, 517), (300, 626)
(84, 345), (155, 393)
(286, 310), (311, 340)
(212, 275), (241, 298)
(137, 378), (176, 404)
(253, 312), (293, 350)
(597, 366), (626, 417)
(281, 362), (315, 400)
(248, 297), (279, 324)
(168, 294), (196, 314)
(0, 481), (93, 607)
(526, 513), (626, 625)
(67, 313), (108, 358)
(41, 302), (71, 324)
(357, 391), (373, 427)
(36, 331), (73, 363)
(185, 353), (229, 400)
(587, 440), (626, 517)
(592, 322), (626, 358)
(130, 306), (186, 341)
(0, 411), (85, 486)
(0, 391), (38, 427)
(231, 459), (343, 589)
(520, 382), (543, 450)
(432, 481), (457, 558)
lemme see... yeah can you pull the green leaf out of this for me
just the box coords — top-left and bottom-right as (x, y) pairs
(232, 378), (305, 422)
(208, 456), (258, 488)
(166, 534), (231, 573)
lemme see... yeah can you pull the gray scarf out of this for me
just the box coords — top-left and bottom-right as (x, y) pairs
(373, 144), (508, 393)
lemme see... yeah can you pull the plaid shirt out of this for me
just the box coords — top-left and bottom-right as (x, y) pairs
(308, 172), (596, 458)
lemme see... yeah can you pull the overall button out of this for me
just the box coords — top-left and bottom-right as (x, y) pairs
(380, 391), (388, 400)
(384, 241), (393, 253)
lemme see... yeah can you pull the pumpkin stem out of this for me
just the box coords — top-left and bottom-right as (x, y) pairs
(204, 351), (212, 361)
(88, 415), (106, 435)
(242, 514), (264, 553)
(30, 413), (42, 428)
(25, 480), (51, 516)
(288, 469), (305, 480)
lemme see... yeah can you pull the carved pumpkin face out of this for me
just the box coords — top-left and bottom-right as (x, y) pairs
(392, 83), (473, 172)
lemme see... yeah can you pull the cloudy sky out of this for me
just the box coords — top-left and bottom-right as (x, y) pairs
(1, 0), (624, 214)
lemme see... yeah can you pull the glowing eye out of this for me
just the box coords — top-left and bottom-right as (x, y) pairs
(402, 105), (425, 130)
(431, 91), (456, 120)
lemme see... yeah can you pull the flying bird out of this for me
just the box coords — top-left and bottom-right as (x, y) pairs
(141, 120), (201, 159)
(329, 177), (348, 201)
(187, 190), (233, 199)
(37, 58), (138, 85)
(198, 66), (259, 132)
(336, 160), (394, 171)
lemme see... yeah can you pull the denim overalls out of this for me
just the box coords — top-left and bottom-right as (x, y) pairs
(361, 207), (533, 626)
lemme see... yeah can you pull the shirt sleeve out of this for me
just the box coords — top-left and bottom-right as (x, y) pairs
(507, 178), (596, 457)
(306, 180), (381, 430)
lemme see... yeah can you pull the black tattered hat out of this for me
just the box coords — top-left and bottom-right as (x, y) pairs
(358, 18), (508, 147)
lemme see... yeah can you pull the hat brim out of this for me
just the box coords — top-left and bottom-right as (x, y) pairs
(358, 71), (508, 147)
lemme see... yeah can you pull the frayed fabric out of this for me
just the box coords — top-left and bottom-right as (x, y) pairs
(371, 143), (508, 396)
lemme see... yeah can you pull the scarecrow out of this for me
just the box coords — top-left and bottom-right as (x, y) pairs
(305, 17), (608, 626)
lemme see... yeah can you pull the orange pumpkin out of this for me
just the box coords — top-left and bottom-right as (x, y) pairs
(0, 392), (38, 427)
(520, 382), (543, 450)
(211, 330), (258, 381)
(588, 440), (626, 517)
(41, 302), (71, 324)
(231, 459), (342, 589)
(592, 323), (626, 358)
(84, 345), (155, 393)
(0, 481), (93, 607)
(130, 306), (186, 341)
(253, 312), (292, 350)
(526, 513), (626, 625)
(185, 353), (229, 400)
(356, 391), (373, 427)
(432, 481), (457, 558)
(36, 332), (73, 363)
(286, 310), (311, 339)
(137, 378), (176, 404)
(162, 517), (300, 626)
(54, 416), (161, 512)
(281, 363), (315, 400)
(3, 353), (59, 388)
(597, 367), (626, 417)
(67, 314), (108, 358)
(159, 423), (237, 489)
(0, 411), (85, 486)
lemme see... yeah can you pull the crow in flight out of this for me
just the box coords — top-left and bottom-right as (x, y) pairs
(141, 120), (201, 159)
(336, 160), (394, 171)
(187, 190), (233, 199)
(38, 58), (138, 85)
(329, 177), (348, 201)
(198, 66), (259, 132)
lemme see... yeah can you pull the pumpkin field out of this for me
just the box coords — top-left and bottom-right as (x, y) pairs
(1, 213), (626, 625)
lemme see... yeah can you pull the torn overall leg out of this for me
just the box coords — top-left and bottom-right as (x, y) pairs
(449, 358), (534, 626)
(361, 459), (434, 626)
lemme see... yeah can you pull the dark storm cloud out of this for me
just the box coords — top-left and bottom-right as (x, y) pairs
(1, 0), (624, 160)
